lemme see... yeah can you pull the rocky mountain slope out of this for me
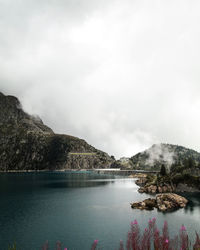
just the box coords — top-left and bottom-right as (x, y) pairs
(0, 92), (113, 171)
(129, 144), (200, 193)
(130, 143), (200, 174)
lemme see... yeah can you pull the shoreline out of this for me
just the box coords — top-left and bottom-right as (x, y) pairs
(0, 169), (159, 175)
(0, 169), (93, 173)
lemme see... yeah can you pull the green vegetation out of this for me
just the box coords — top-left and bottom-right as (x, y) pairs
(171, 173), (200, 188)
(142, 169), (200, 192)
(146, 174), (157, 185)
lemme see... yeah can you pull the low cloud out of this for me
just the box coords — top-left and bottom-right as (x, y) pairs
(145, 144), (176, 171)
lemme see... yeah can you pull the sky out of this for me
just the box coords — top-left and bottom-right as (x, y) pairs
(1, 0), (200, 159)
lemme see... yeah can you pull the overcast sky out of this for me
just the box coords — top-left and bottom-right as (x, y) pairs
(1, 0), (200, 158)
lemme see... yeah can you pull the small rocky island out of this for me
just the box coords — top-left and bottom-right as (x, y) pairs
(131, 193), (188, 212)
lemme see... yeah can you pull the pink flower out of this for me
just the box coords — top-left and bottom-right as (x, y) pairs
(131, 219), (138, 225)
(94, 240), (98, 244)
(134, 219), (138, 224)
(181, 225), (186, 231)
(145, 228), (148, 232)
(64, 248), (67, 250)
(165, 239), (169, 243)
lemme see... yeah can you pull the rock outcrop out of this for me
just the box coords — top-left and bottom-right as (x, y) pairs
(134, 174), (176, 194)
(156, 193), (188, 211)
(0, 92), (113, 171)
(138, 184), (175, 194)
(131, 198), (157, 210)
(110, 157), (134, 169)
(131, 193), (188, 212)
(135, 173), (200, 193)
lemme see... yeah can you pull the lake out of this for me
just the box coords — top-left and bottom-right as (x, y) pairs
(0, 172), (199, 249)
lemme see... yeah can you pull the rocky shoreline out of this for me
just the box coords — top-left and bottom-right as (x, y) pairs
(138, 183), (176, 194)
(131, 174), (200, 212)
(134, 174), (200, 194)
(130, 173), (198, 212)
(134, 174), (176, 194)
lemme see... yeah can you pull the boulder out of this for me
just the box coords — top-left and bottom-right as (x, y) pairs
(156, 193), (188, 211)
(135, 177), (147, 187)
(131, 198), (157, 210)
(147, 185), (157, 193)
(138, 187), (145, 193)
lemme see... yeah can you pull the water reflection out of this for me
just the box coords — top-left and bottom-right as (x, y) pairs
(45, 180), (111, 188)
(44, 177), (136, 189)
(0, 172), (123, 192)
(182, 193), (200, 214)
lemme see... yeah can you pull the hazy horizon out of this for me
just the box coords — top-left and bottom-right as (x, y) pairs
(1, 0), (200, 158)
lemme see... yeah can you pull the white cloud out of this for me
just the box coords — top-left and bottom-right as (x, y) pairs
(1, 0), (200, 158)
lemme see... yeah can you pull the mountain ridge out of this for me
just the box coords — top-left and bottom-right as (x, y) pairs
(129, 143), (200, 174)
(1, 92), (200, 174)
(0, 92), (113, 171)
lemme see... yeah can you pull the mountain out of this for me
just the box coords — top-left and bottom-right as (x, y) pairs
(130, 144), (200, 193)
(0, 92), (113, 171)
(129, 143), (200, 175)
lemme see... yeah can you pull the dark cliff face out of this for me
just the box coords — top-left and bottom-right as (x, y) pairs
(0, 92), (113, 171)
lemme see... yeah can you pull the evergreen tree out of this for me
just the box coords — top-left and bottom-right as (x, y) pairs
(160, 164), (167, 176)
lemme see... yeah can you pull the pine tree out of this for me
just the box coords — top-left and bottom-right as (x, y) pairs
(160, 164), (167, 176)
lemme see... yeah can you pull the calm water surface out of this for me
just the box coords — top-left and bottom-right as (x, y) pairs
(0, 172), (199, 250)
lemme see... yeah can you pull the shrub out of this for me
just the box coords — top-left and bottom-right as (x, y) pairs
(119, 219), (200, 250)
